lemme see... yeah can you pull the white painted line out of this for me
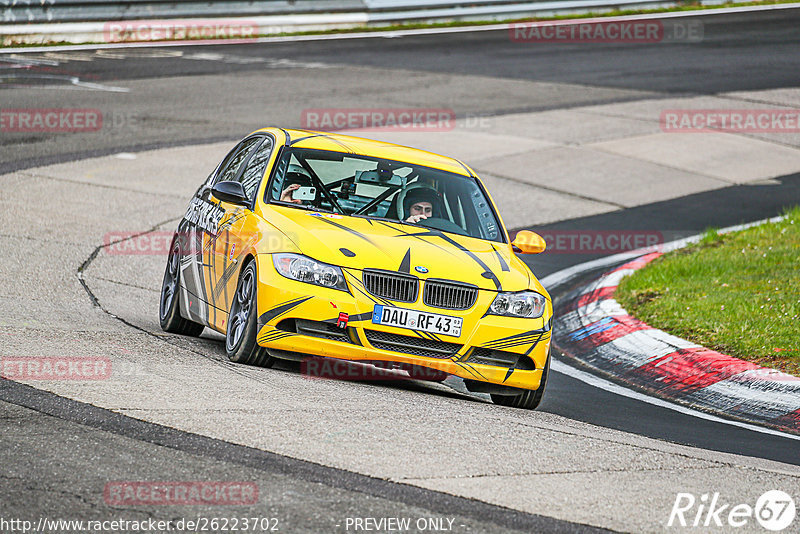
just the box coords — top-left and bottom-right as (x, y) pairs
(2, 2), (799, 54)
(0, 73), (129, 92)
(71, 79), (130, 92)
(551, 358), (800, 441)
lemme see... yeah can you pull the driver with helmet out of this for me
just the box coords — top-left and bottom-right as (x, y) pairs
(401, 186), (444, 224)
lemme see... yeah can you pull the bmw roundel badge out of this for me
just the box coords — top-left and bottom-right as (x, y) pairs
(415, 266), (429, 274)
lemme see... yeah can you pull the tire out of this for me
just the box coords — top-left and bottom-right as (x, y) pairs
(225, 260), (275, 368)
(491, 354), (550, 410)
(159, 238), (205, 337)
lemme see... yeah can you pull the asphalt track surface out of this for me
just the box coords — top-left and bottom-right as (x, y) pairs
(1, 8), (800, 533)
(3, 9), (800, 173)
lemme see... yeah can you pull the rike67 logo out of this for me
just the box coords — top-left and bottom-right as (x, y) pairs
(668, 491), (796, 531)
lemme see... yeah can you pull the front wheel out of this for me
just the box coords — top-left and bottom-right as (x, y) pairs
(159, 238), (204, 337)
(225, 260), (275, 368)
(491, 354), (549, 410)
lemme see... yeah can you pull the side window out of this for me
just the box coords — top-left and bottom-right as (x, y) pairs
(236, 137), (274, 200)
(214, 137), (261, 185)
(205, 145), (239, 188)
(267, 152), (290, 202)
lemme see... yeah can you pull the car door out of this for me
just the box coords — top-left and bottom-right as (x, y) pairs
(180, 136), (261, 327)
(207, 136), (275, 330)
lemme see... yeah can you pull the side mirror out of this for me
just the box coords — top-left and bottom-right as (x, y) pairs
(211, 181), (249, 206)
(511, 230), (546, 254)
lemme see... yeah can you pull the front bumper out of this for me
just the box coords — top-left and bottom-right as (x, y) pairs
(254, 255), (552, 390)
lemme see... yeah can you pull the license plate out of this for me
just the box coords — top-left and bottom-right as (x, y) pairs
(372, 305), (462, 337)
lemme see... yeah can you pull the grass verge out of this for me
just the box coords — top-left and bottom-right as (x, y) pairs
(616, 206), (800, 375)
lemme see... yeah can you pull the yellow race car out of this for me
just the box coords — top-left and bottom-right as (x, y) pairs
(159, 128), (552, 409)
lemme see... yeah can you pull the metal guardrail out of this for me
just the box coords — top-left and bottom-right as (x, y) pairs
(367, 0), (675, 22)
(2, 0), (363, 23)
(3, 0), (669, 24)
(0, 0), (734, 46)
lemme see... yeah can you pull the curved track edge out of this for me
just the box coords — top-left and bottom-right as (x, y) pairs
(545, 219), (800, 436)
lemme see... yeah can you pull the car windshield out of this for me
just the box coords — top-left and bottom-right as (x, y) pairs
(267, 147), (504, 242)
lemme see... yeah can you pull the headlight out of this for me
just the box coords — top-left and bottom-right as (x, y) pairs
(489, 291), (547, 318)
(273, 253), (348, 292)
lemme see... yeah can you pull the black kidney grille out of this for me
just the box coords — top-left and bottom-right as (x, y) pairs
(363, 270), (418, 302)
(423, 280), (478, 310)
